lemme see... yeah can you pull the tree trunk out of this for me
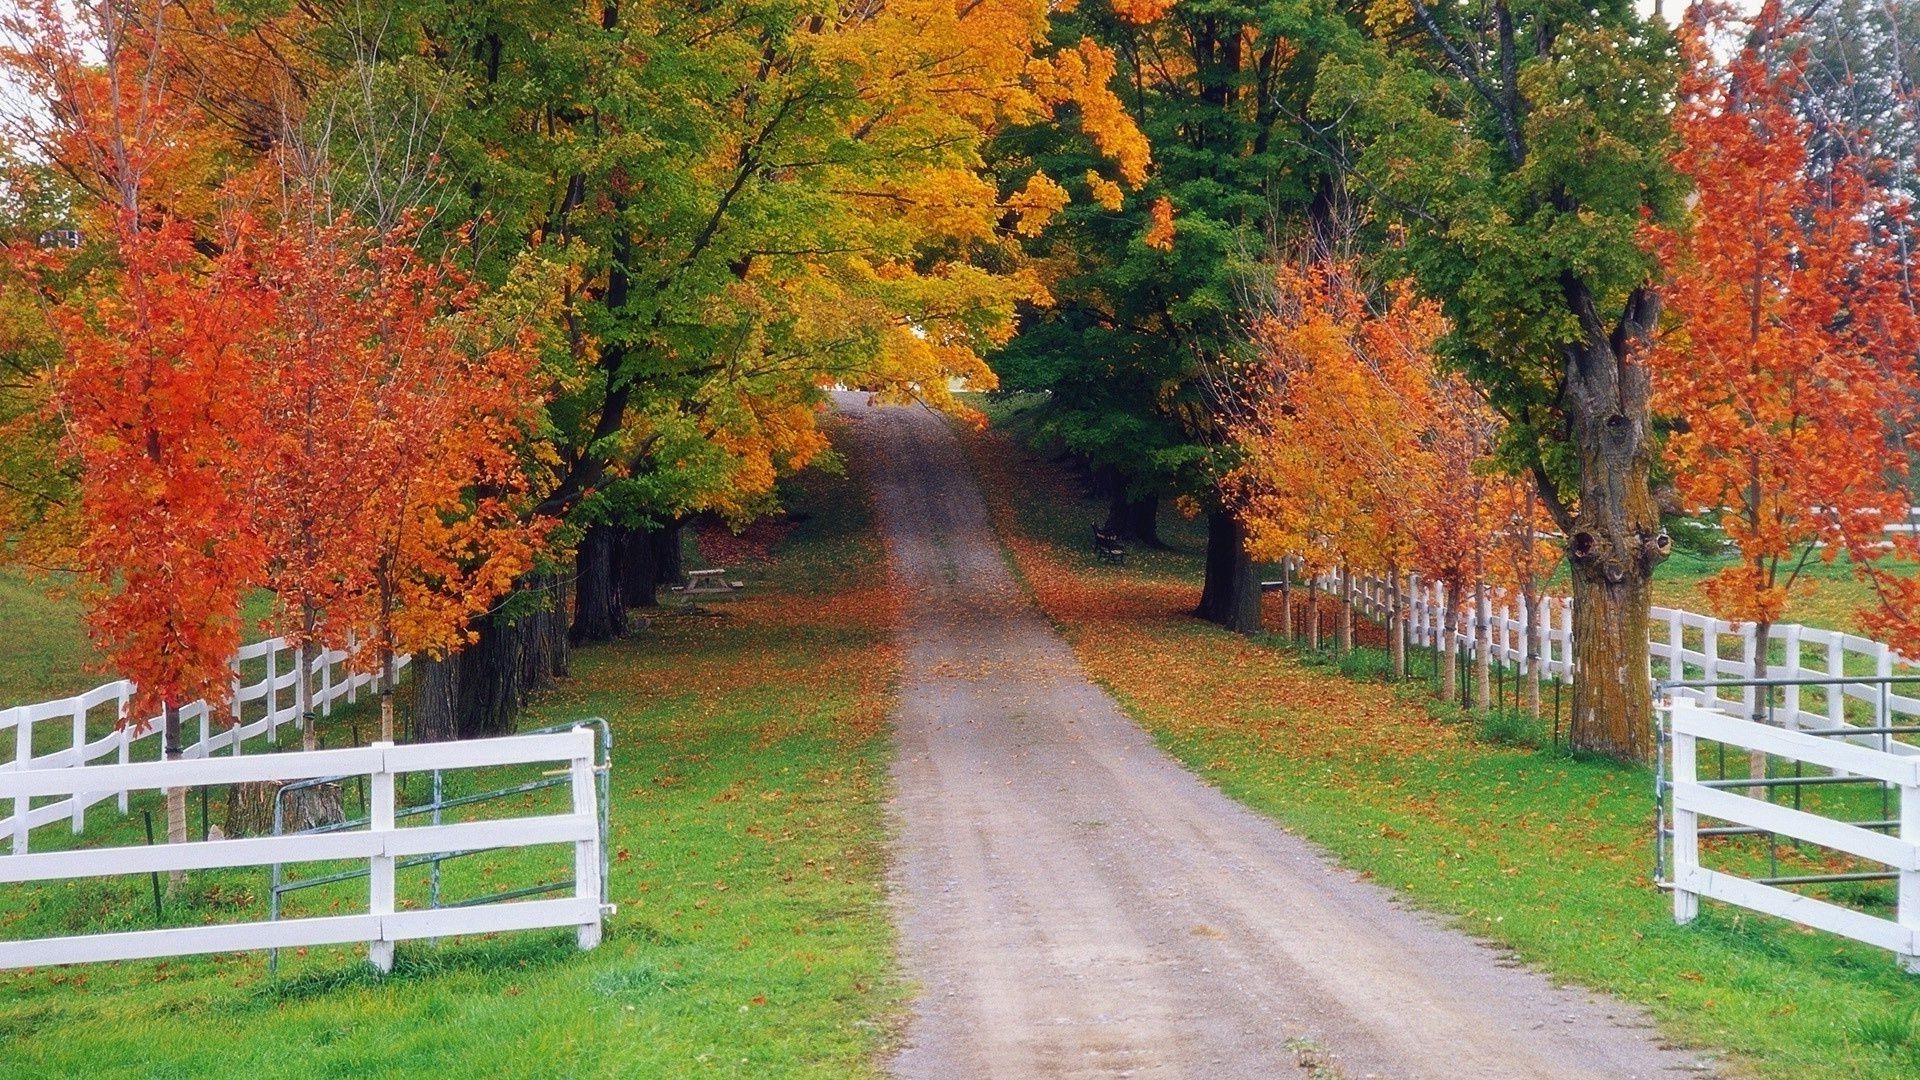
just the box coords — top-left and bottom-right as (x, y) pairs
(227, 778), (341, 837)
(571, 524), (627, 644)
(1307, 577), (1320, 650)
(1101, 470), (1162, 547)
(621, 526), (660, 608)
(1195, 507), (1261, 633)
(1338, 567), (1354, 653)
(412, 652), (460, 743)
(456, 614), (525, 739)
(1568, 568), (1658, 760)
(655, 520), (685, 586)
(296, 639), (317, 751)
(1441, 600), (1459, 704)
(379, 649), (397, 743)
(1474, 581), (1492, 713)
(1560, 285), (1669, 761)
(164, 704), (186, 893)
(1749, 620), (1772, 798)
(1280, 572), (1294, 643)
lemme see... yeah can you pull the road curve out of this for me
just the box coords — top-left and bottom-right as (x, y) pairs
(841, 396), (1709, 1080)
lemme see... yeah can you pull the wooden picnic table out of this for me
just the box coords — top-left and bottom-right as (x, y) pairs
(677, 569), (745, 596)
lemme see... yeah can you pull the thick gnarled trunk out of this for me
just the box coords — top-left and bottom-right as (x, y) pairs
(1196, 507), (1260, 634)
(1559, 284), (1669, 761)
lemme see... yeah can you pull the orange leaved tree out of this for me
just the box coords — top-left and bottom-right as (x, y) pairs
(289, 225), (548, 744)
(4, 2), (268, 867)
(1653, 2), (1920, 710)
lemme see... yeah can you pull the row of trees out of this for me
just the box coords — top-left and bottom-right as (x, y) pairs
(997, 0), (1920, 760)
(0, 0), (1155, 758)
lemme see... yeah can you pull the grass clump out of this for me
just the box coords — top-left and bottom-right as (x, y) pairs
(1473, 707), (1543, 749)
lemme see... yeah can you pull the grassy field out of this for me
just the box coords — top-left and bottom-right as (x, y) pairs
(0, 425), (903, 1078)
(961, 405), (1920, 1079)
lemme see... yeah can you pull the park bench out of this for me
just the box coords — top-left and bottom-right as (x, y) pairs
(1093, 526), (1126, 565)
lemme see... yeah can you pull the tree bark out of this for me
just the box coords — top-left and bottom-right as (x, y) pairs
(412, 652), (460, 743)
(1441, 596), (1460, 704)
(621, 526), (660, 608)
(1195, 507), (1260, 634)
(655, 520), (685, 586)
(379, 648), (397, 743)
(570, 524), (628, 644)
(296, 639), (317, 752)
(164, 703), (186, 892)
(1101, 470), (1162, 547)
(456, 614), (527, 739)
(1749, 620), (1772, 798)
(1280, 571), (1294, 643)
(1557, 281), (1669, 761)
(1307, 577), (1320, 650)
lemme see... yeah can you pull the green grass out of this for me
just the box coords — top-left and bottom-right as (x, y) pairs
(0, 437), (902, 1078)
(968, 422), (1920, 1078)
(0, 568), (107, 704)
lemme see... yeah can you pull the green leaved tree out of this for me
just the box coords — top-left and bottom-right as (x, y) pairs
(1314, 2), (1686, 759)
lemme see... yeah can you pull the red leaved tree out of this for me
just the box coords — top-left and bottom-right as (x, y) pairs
(4, 1), (268, 865)
(249, 202), (546, 746)
(1653, 1), (1920, 711)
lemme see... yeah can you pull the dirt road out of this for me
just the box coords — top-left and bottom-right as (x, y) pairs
(839, 397), (1710, 1079)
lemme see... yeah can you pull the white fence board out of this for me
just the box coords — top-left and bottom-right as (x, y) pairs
(0, 729), (605, 972)
(2, 637), (410, 849)
(1667, 702), (1920, 969)
(1676, 866), (1917, 955)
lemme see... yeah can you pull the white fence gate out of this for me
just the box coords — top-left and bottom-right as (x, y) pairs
(2, 636), (408, 851)
(0, 727), (607, 972)
(1662, 699), (1920, 969)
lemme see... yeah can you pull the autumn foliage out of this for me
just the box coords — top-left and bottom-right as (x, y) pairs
(1653, 1), (1920, 661)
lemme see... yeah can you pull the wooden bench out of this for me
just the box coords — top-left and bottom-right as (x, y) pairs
(1093, 527), (1126, 565)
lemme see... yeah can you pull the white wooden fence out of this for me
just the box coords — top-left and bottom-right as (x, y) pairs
(1323, 569), (1917, 746)
(0, 727), (606, 972)
(2, 637), (409, 852)
(1664, 699), (1920, 969)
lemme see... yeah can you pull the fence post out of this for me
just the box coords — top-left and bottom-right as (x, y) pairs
(368, 744), (396, 973)
(1829, 637), (1848, 730)
(1560, 598), (1576, 680)
(264, 645), (279, 746)
(1671, 710), (1699, 924)
(320, 650), (334, 718)
(1739, 623), (1757, 720)
(1900, 773), (1920, 972)
(1781, 626), (1802, 729)
(70, 700), (88, 833)
(6, 707), (25, 855)
(571, 732), (604, 950)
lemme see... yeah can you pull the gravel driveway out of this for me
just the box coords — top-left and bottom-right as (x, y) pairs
(841, 396), (1711, 1079)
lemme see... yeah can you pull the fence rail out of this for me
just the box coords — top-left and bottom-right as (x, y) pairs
(0, 726), (606, 972)
(1317, 567), (1918, 747)
(1661, 699), (1920, 969)
(2, 637), (409, 852)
